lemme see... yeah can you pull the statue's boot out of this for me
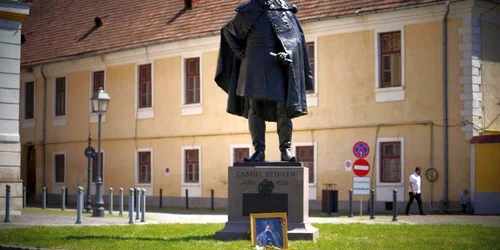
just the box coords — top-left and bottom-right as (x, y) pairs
(244, 106), (266, 162)
(277, 107), (296, 162)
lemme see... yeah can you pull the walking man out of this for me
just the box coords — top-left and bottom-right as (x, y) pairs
(405, 167), (427, 215)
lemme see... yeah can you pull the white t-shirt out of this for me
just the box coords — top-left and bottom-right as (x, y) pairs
(409, 173), (421, 194)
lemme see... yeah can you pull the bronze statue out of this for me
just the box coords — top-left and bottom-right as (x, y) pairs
(215, 0), (313, 162)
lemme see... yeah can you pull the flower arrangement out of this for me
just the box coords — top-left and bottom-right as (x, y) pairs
(254, 243), (282, 249)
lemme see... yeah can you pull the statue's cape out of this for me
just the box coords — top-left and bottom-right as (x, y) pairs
(214, 0), (313, 122)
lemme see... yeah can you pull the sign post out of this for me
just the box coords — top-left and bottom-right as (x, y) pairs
(353, 177), (370, 216)
(351, 141), (371, 216)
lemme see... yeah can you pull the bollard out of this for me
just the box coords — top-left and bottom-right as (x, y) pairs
(185, 189), (189, 209)
(76, 187), (83, 224)
(211, 189), (214, 211)
(348, 189), (353, 217)
(4, 185), (11, 223)
(370, 189), (375, 219)
(392, 189), (398, 221)
(61, 187), (66, 211)
(109, 188), (113, 214)
(135, 188), (140, 220)
(42, 186), (47, 209)
(23, 186), (26, 208)
(159, 189), (163, 208)
(119, 188), (123, 216)
(65, 186), (68, 207)
(141, 189), (146, 222)
(128, 188), (134, 224)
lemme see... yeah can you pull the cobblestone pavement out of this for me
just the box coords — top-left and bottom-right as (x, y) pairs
(0, 208), (499, 229)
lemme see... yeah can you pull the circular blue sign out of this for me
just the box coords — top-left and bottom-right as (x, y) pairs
(353, 141), (370, 158)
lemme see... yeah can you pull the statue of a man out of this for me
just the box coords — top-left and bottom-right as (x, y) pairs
(215, 0), (313, 162)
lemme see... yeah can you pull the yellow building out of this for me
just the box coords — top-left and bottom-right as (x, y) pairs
(17, 0), (500, 213)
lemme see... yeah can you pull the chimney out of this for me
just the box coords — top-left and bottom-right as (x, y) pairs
(184, 0), (199, 9)
(94, 17), (103, 27)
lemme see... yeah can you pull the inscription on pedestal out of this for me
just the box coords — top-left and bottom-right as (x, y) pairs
(216, 164), (318, 242)
(228, 166), (306, 222)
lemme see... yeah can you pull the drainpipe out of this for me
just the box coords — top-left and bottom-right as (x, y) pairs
(442, 1), (451, 204)
(41, 65), (47, 190)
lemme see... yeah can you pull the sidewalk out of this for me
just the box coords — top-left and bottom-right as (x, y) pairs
(1, 208), (499, 229)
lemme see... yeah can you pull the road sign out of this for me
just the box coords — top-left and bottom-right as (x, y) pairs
(353, 141), (370, 158)
(84, 146), (96, 158)
(353, 159), (370, 177)
(345, 160), (352, 172)
(353, 177), (370, 195)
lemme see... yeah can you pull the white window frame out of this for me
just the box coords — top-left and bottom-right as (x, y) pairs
(89, 68), (107, 123)
(22, 79), (36, 128)
(230, 144), (252, 164)
(181, 146), (202, 186)
(374, 26), (405, 103)
(52, 75), (67, 126)
(305, 35), (318, 107)
(136, 148), (153, 185)
(292, 142), (318, 187)
(52, 151), (66, 184)
(135, 62), (154, 119)
(181, 52), (203, 116)
(376, 137), (405, 187)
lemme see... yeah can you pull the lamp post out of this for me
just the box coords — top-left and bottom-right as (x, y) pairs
(91, 87), (110, 217)
(85, 133), (94, 213)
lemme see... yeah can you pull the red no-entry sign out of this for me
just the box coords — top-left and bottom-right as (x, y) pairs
(353, 159), (370, 177)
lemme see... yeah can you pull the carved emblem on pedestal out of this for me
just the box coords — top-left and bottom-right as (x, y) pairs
(258, 179), (275, 196)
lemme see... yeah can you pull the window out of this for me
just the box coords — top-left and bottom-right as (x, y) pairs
(185, 149), (199, 183)
(296, 146), (314, 184)
(92, 152), (104, 183)
(54, 154), (65, 183)
(233, 148), (249, 163)
(306, 42), (315, 94)
(185, 58), (200, 104)
(379, 31), (401, 88)
(92, 71), (105, 112)
(55, 77), (66, 116)
(25, 81), (34, 119)
(138, 64), (152, 108)
(380, 142), (401, 183)
(138, 151), (151, 184)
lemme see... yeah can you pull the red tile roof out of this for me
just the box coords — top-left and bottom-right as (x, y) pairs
(21, 0), (454, 66)
(471, 135), (500, 144)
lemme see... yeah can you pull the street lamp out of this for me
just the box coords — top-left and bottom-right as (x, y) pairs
(85, 133), (95, 213)
(90, 87), (110, 217)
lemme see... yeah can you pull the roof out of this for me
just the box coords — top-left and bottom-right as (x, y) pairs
(471, 135), (500, 144)
(21, 0), (454, 67)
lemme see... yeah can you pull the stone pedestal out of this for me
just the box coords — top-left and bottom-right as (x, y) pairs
(215, 162), (318, 241)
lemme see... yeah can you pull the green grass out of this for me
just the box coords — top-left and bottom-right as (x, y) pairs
(1, 223), (499, 250)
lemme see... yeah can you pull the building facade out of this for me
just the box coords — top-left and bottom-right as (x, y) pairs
(0, 0), (29, 214)
(18, 0), (500, 212)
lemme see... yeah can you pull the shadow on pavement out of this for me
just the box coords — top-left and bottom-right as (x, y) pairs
(64, 234), (214, 242)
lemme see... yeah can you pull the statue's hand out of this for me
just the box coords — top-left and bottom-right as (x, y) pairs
(275, 52), (292, 65)
(235, 50), (246, 60)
